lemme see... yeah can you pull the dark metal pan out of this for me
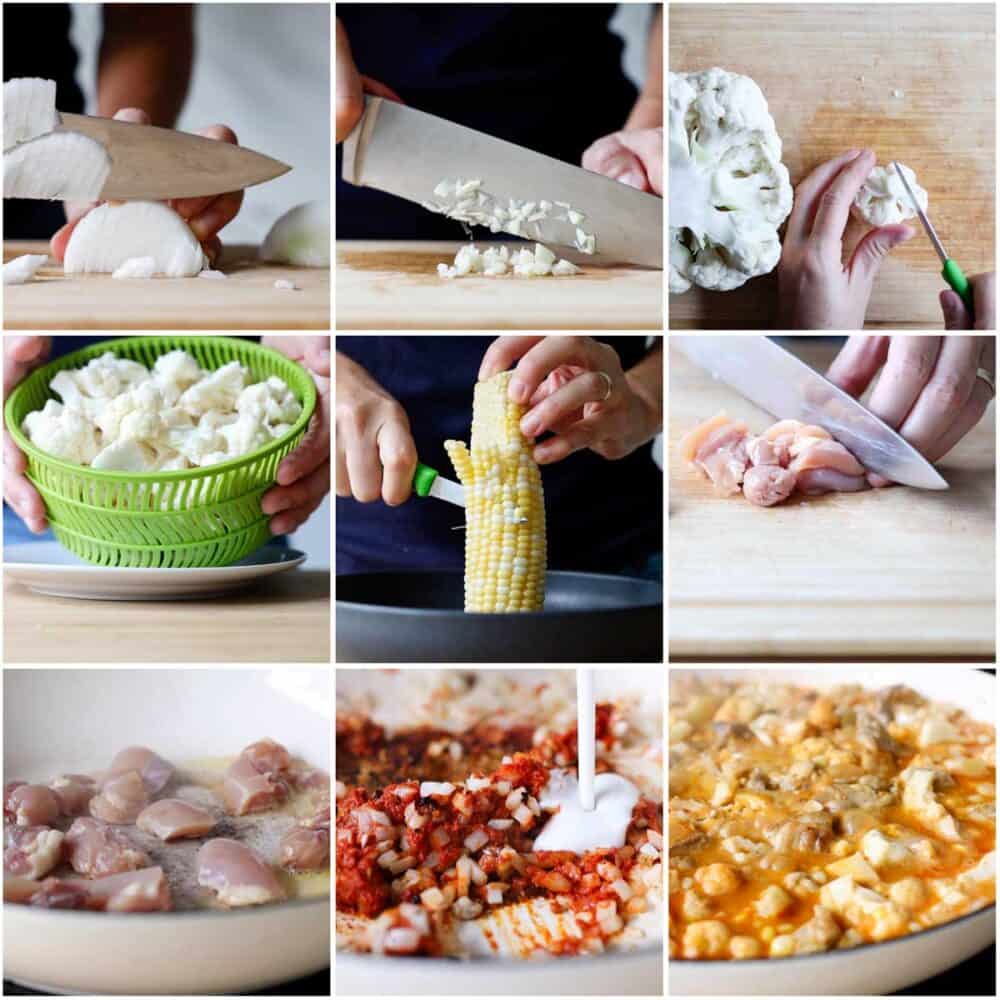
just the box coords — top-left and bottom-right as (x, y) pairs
(336, 571), (663, 663)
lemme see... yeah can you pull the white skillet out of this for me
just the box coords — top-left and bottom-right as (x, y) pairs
(670, 666), (996, 996)
(3, 668), (331, 995)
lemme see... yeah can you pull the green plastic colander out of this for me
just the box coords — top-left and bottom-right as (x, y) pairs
(4, 336), (317, 568)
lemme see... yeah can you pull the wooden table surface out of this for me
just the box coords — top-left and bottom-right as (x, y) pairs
(337, 240), (663, 330)
(3, 570), (330, 663)
(3, 242), (330, 330)
(669, 3), (996, 329)
(669, 338), (996, 660)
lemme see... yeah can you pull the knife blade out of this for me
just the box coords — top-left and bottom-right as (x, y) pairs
(58, 114), (291, 200)
(342, 97), (662, 268)
(673, 336), (948, 489)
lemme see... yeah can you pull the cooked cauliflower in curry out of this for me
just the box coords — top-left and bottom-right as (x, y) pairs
(669, 678), (995, 960)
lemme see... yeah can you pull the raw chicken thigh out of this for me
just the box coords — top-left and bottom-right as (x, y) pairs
(64, 817), (150, 875)
(107, 746), (174, 794)
(224, 739), (291, 816)
(5, 784), (60, 826)
(197, 838), (286, 907)
(48, 774), (98, 816)
(137, 799), (216, 841)
(90, 770), (149, 824)
(682, 412), (875, 506)
(4, 826), (65, 878)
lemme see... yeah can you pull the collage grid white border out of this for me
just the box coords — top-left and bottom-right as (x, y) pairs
(0, 0), (996, 997)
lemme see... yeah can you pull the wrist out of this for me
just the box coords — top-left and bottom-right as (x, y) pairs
(624, 369), (662, 441)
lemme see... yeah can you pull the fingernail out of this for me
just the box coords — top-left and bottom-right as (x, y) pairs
(520, 415), (539, 436)
(618, 171), (645, 190)
(316, 349), (331, 370)
(509, 378), (527, 403)
(845, 149), (861, 159)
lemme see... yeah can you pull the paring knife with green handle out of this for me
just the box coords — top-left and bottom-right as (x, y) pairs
(892, 159), (974, 318)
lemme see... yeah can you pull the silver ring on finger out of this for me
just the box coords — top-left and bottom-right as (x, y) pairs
(596, 370), (613, 402)
(975, 367), (995, 398)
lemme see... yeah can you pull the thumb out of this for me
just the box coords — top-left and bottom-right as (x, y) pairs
(848, 224), (914, 287)
(940, 289), (972, 330)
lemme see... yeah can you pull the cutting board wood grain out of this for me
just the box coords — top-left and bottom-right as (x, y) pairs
(3, 242), (330, 329)
(336, 240), (662, 329)
(669, 339), (996, 660)
(669, 4), (996, 330)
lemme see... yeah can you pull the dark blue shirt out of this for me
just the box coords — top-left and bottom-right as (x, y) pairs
(336, 337), (662, 574)
(336, 3), (641, 238)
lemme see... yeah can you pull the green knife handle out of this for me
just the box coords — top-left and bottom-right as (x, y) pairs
(413, 461), (438, 497)
(942, 259), (975, 316)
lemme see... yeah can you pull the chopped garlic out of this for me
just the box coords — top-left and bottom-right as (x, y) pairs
(273, 279), (299, 290)
(424, 177), (597, 253)
(436, 243), (580, 279)
(198, 269), (227, 280)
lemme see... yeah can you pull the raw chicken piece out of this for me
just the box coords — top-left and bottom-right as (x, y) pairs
(796, 469), (870, 494)
(279, 826), (330, 871)
(790, 439), (866, 476)
(3, 781), (26, 821)
(679, 411), (733, 462)
(686, 413), (874, 506)
(107, 746), (174, 794)
(136, 799), (216, 841)
(746, 436), (785, 468)
(681, 413), (751, 495)
(90, 770), (149, 824)
(22, 868), (173, 912)
(223, 741), (292, 816)
(279, 797), (330, 871)
(5, 874), (46, 903)
(4, 826), (65, 879)
(197, 838), (286, 907)
(743, 465), (798, 507)
(241, 738), (291, 775)
(94, 866), (173, 911)
(23, 878), (93, 909)
(49, 774), (98, 816)
(5, 784), (60, 827)
(289, 765), (330, 793)
(64, 817), (150, 875)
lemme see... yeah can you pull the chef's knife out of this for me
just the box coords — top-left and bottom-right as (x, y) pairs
(891, 159), (974, 317)
(58, 114), (291, 199)
(342, 97), (662, 268)
(674, 336), (948, 489)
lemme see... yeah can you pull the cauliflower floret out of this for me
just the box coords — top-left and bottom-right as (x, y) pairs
(91, 438), (158, 472)
(74, 352), (150, 399)
(178, 360), (248, 417)
(220, 413), (272, 458)
(853, 163), (927, 227)
(22, 351), (298, 470)
(153, 349), (205, 405)
(669, 68), (793, 294)
(22, 399), (100, 464)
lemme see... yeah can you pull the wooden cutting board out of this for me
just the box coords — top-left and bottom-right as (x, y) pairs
(669, 3), (996, 329)
(337, 240), (662, 329)
(669, 339), (996, 660)
(3, 241), (330, 329)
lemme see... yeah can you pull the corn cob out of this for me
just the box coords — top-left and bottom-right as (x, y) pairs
(444, 371), (546, 612)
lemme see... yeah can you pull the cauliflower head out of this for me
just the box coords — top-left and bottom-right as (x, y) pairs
(669, 68), (793, 294)
(852, 162), (927, 227)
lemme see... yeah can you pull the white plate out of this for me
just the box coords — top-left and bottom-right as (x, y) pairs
(3, 668), (331, 995)
(335, 667), (665, 996)
(669, 666), (997, 996)
(3, 541), (306, 600)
